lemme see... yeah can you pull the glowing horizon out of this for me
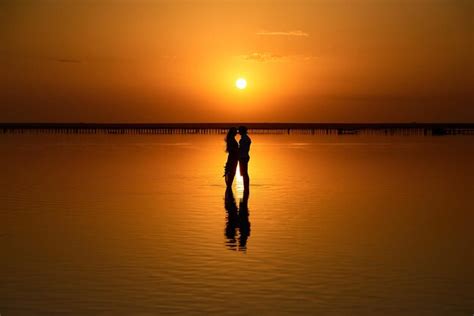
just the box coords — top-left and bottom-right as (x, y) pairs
(1, 0), (472, 123)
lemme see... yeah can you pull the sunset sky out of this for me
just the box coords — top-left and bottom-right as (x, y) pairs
(1, 0), (473, 123)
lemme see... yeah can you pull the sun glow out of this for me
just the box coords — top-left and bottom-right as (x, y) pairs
(235, 78), (247, 90)
(235, 162), (244, 196)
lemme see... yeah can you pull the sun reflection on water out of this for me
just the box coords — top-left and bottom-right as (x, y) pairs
(235, 162), (244, 197)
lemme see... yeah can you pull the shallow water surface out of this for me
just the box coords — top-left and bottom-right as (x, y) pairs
(1, 134), (473, 315)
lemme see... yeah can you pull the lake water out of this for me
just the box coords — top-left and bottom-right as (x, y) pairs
(1, 134), (473, 315)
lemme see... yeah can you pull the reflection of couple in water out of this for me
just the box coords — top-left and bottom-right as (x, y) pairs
(224, 186), (250, 252)
(223, 125), (251, 251)
(223, 125), (251, 189)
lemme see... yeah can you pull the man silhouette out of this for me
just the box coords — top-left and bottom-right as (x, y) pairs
(238, 126), (251, 190)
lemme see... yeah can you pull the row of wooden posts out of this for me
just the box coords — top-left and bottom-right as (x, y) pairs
(1, 127), (473, 135)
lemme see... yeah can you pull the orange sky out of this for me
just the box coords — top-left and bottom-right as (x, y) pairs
(1, 0), (473, 122)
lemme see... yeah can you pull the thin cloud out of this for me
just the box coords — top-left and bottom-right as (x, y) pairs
(50, 58), (84, 64)
(0, 51), (138, 64)
(1, 51), (179, 64)
(256, 30), (309, 37)
(242, 52), (284, 62)
(0, 52), (85, 64)
(240, 52), (317, 63)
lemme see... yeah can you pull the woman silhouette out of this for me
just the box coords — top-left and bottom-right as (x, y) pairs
(223, 127), (239, 187)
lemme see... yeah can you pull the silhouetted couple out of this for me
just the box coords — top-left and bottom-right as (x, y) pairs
(224, 126), (251, 189)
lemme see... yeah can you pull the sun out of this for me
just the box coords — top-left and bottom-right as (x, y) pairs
(235, 78), (247, 90)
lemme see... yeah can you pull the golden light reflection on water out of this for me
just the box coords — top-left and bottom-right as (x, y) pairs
(235, 162), (244, 197)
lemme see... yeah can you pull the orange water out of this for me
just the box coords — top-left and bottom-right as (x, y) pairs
(1, 134), (473, 314)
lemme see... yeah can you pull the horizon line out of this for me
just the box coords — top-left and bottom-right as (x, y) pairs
(1, 122), (473, 128)
(1, 121), (474, 124)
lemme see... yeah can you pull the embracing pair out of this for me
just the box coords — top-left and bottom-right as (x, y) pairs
(224, 126), (251, 189)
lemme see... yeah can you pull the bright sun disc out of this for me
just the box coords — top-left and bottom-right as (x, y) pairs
(236, 78), (247, 89)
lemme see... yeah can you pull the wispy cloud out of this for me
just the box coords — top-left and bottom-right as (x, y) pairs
(240, 52), (317, 63)
(256, 30), (309, 37)
(0, 51), (145, 64)
(242, 52), (284, 62)
(0, 51), (86, 64)
(50, 58), (84, 64)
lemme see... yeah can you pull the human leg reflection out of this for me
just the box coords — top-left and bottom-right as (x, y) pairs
(224, 187), (251, 252)
(238, 188), (250, 251)
(224, 187), (238, 250)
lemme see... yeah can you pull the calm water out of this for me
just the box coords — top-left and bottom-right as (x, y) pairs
(1, 134), (473, 315)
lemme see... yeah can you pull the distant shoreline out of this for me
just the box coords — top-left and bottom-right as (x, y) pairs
(1, 122), (473, 135)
